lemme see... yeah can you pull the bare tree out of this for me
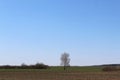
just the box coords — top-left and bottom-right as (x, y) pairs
(60, 52), (70, 70)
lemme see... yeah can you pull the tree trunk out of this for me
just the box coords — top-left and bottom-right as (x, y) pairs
(64, 66), (66, 70)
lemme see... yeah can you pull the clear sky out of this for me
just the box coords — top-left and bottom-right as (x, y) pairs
(0, 0), (120, 66)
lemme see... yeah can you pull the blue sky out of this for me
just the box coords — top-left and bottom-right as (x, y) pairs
(0, 0), (120, 66)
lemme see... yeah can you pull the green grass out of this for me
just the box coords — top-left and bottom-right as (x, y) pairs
(49, 66), (103, 72)
(0, 66), (103, 72)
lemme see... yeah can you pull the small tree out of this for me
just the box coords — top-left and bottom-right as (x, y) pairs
(60, 52), (70, 70)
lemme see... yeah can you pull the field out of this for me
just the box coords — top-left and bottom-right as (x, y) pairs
(0, 66), (120, 80)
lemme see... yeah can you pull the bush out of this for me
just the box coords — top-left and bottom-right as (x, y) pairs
(29, 63), (49, 69)
(0, 63), (49, 69)
(102, 66), (120, 71)
(35, 63), (49, 69)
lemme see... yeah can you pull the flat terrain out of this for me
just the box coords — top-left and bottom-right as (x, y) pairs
(0, 67), (119, 80)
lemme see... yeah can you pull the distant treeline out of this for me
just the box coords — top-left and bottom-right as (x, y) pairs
(102, 64), (120, 66)
(0, 63), (49, 69)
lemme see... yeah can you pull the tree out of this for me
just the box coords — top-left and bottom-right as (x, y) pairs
(60, 52), (70, 70)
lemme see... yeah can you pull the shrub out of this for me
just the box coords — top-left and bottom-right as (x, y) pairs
(102, 66), (120, 71)
(0, 63), (49, 69)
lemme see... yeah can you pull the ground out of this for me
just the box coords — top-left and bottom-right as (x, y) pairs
(0, 66), (119, 80)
